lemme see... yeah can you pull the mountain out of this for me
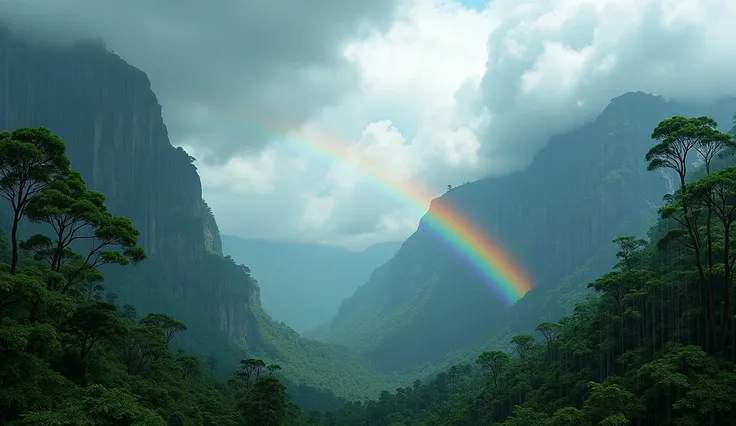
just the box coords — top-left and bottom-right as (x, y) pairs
(221, 235), (400, 333)
(0, 27), (398, 402)
(0, 27), (260, 354)
(317, 91), (736, 372)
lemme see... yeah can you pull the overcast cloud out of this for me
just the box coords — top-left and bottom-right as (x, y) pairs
(1, 0), (735, 249)
(0, 0), (397, 162)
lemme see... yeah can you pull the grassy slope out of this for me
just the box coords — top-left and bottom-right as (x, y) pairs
(251, 307), (406, 401)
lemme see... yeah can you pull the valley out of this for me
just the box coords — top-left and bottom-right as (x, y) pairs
(221, 235), (399, 334)
(2, 6), (736, 425)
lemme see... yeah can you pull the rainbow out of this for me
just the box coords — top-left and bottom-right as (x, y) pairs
(213, 115), (533, 304)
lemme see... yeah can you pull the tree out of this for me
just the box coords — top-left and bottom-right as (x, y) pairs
(240, 376), (290, 426)
(687, 166), (736, 343)
(16, 384), (167, 426)
(477, 350), (509, 387)
(325, 114), (736, 426)
(0, 127), (246, 426)
(510, 334), (535, 360)
(234, 358), (267, 390)
(205, 354), (218, 376)
(646, 116), (731, 354)
(176, 353), (202, 378)
(536, 322), (560, 362)
(612, 236), (648, 271)
(21, 171), (146, 294)
(0, 127), (70, 274)
(582, 381), (638, 424)
(20, 171), (100, 279)
(61, 302), (126, 386)
(139, 313), (187, 345)
(266, 364), (282, 376)
(646, 116), (720, 186)
(120, 324), (167, 375)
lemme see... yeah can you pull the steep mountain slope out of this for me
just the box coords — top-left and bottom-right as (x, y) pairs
(319, 92), (736, 372)
(222, 235), (400, 333)
(0, 27), (258, 355)
(0, 27), (395, 401)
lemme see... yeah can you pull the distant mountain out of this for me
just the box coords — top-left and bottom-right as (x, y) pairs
(221, 235), (400, 333)
(316, 92), (736, 372)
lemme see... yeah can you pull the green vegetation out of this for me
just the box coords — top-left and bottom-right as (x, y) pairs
(5, 112), (736, 426)
(0, 127), (308, 425)
(315, 115), (736, 425)
(319, 92), (709, 373)
(251, 307), (404, 401)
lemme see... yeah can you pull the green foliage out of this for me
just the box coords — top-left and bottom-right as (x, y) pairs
(0, 127), (71, 274)
(0, 128), (300, 426)
(12, 384), (167, 426)
(0, 228), (9, 263)
(6, 111), (736, 426)
(319, 115), (736, 426)
(252, 306), (405, 401)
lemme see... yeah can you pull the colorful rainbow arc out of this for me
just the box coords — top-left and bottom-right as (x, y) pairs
(214, 116), (533, 304)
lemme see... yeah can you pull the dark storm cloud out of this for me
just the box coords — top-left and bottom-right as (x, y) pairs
(0, 0), (398, 162)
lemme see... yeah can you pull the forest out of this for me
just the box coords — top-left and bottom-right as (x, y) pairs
(2, 113), (736, 425)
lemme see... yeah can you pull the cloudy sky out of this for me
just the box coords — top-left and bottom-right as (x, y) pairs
(2, 0), (735, 250)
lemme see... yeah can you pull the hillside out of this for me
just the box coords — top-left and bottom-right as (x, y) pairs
(317, 92), (736, 372)
(324, 114), (736, 425)
(0, 27), (394, 402)
(221, 235), (399, 333)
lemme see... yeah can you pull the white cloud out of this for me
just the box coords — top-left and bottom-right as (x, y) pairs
(201, 0), (496, 249)
(475, 0), (736, 173)
(200, 0), (736, 249)
(10, 0), (734, 249)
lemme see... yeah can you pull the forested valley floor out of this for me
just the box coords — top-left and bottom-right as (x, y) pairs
(2, 114), (736, 425)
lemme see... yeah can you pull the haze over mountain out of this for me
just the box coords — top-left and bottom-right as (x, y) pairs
(2, 0), (734, 251)
(221, 235), (400, 332)
(3, 0), (736, 425)
(0, 27), (399, 406)
(314, 92), (736, 371)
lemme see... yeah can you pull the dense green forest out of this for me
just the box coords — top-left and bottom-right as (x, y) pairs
(0, 127), (310, 425)
(3, 113), (736, 425)
(319, 115), (736, 425)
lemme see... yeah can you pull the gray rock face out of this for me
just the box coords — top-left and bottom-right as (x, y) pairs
(0, 28), (258, 349)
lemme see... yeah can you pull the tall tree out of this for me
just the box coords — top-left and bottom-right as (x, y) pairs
(688, 167), (736, 346)
(646, 116), (729, 353)
(477, 350), (509, 387)
(0, 128), (70, 274)
(510, 335), (535, 360)
(61, 302), (126, 387)
(536, 322), (560, 362)
(612, 236), (648, 271)
(22, 170), (145, 294)
(139, 313), (187, 345)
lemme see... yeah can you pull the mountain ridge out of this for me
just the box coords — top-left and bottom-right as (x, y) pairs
(221, 234), (400, 332)
(0, 27), (398, 402)
(317, 91), (736, 372)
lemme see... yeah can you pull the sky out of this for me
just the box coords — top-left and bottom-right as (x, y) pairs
(1, 0), (736, 250)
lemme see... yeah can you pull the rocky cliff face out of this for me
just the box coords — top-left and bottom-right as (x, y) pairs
(321, 92), (736, 372)
(0, 28), (258, 349)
